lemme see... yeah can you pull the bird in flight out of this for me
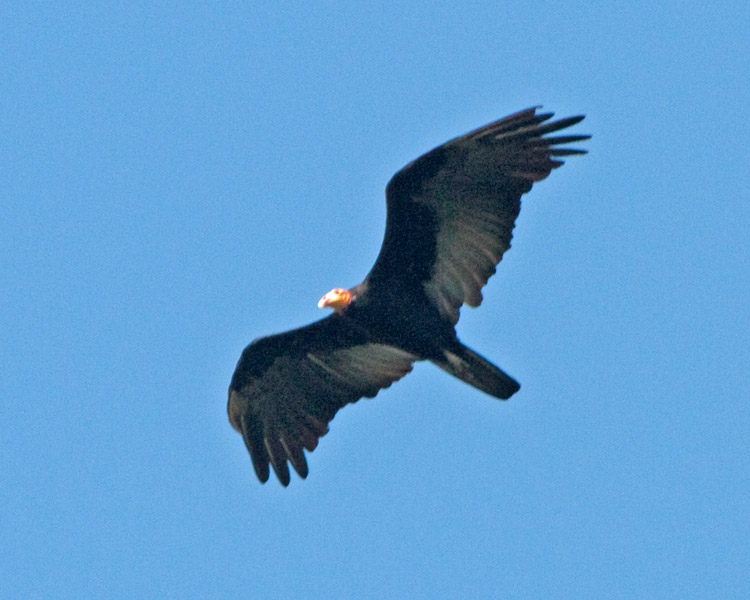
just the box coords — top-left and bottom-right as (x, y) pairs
(228, 107), (589, 485)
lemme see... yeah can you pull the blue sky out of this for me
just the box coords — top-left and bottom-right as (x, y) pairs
(2, 2), (748, 598)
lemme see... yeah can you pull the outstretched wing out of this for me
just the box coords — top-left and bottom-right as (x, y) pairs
(228, 314), (417, 485)
(366, 107), (589, 324)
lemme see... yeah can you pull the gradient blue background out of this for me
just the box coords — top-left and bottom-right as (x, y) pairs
(3, 2), (748, 598)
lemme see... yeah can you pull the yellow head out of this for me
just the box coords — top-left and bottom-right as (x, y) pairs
(317, 288), (352, 313)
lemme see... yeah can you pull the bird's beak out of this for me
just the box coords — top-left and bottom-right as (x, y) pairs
(318, 288), (352, 312)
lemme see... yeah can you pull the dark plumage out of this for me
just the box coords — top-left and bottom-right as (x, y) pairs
(229, 107), (589, 485)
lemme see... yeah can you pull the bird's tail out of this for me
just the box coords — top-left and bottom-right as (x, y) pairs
(433, 343), (520, 400)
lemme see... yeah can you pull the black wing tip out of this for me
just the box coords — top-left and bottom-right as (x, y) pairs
(253, 461), (270, 484)
(506, 106), (586, 122)
(470, 107), (589, 148)
(273, 465), (291, 487)
(553, 113), (586, 126)
(535, 115), (588, 137)
(259, 463), (309, 487)
(528, 109), (590, 158)
(540, 134), (591, 145)
(549, 148), (588, 158)
(525, 105), (585, 120)
(501, 379), (521, 400)
(252, 450), (310, 486)
(524, 108), (588, 136)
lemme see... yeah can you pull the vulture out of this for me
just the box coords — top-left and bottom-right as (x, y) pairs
(228, 107), (589, 485)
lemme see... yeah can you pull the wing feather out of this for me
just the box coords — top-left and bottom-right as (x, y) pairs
(370, 107), (588, 324)
(228, 315), (416, 485)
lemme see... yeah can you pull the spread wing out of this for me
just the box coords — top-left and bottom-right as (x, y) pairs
(228, 315), (417, 485)
(366, 107), (589, 325)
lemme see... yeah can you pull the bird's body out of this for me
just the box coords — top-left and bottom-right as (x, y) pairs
(229, 107), (589, 485)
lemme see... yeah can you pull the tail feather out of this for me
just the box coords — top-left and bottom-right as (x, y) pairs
(433, 344), (520, 400)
